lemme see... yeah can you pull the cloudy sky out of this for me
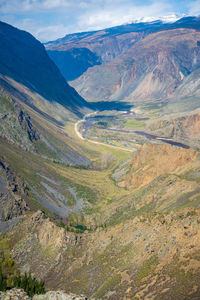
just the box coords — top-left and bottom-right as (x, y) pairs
(0, 0), (199, 42)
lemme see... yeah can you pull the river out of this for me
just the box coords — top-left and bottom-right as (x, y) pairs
(78, 113), (190, 149)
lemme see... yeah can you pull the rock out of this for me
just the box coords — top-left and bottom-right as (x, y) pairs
(31, 210), (46, 223)
(33, 291), (88, 300)
(0, 288), (30, 300)
(37, 217), (66, 249)
(0, 289), (89, 300)
(0, 155), (29, 222)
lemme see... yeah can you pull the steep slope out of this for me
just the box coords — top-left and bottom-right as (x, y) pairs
(0, 21), (89, 117)
(0, 22), (94, 223)
(47, 48), (101, 81)
(45, 20), (176, 82)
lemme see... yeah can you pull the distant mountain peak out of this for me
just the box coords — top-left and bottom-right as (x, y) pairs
(129, 13), (188, 24)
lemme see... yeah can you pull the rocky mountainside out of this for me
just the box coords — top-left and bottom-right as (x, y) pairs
(121, 144), (198, 188)
(0, 154), (29, 224)
(0, 91), (93, 224)
(0, 21), (89, 117)
(0, 95), (40, 152)
(46, 17), (200, 102)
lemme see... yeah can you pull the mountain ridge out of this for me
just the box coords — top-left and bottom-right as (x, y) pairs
(45, 16), (200, 103)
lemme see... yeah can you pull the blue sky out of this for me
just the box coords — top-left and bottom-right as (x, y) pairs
(0, 0), (199, 42)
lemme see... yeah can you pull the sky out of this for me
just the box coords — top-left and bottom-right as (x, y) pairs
(0, 0), (200, 42)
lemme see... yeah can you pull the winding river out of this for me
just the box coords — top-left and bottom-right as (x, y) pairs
(75, 112), (190, 150)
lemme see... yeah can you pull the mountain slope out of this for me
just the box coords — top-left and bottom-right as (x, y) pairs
(0, 21), (89, 116)
(71, 27), (200, 102)
(45, 17), (200, 102)
(47, 48), (101, 81)
(0, 21), (95, 224)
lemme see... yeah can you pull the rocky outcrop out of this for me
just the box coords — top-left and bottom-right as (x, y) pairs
(0, 96), (40, 151)
(10, 211), (80, 280)
(33, 291), (88, 300)
(0, 155), (29, 222)
(3, 207), (200, 299)
(0, 289), (88, 300)
(148, 112), (200, 148)
(0, 289), (30, 300)
(18, 108), (40, 143)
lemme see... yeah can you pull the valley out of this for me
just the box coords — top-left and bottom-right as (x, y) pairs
(0, 15), (200, 300)
(75, 109), (191, 151)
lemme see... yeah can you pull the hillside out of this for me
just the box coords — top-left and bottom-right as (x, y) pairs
(0, 21), (96, 226)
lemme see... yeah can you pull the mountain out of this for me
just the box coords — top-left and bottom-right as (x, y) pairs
(1, 18), (200, 300)
(0, 21), (89, 117)
(0, 21), (93, 224)
(46, 16), (200, 102)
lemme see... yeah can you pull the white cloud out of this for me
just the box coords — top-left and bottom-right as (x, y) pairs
(35, 24), (73, 41)
(0, 0), (97, 13)
(188, 0), (200, 15)
(0, 15), (71, 41)
(77, 0), (173, 31)
(0, 0), (194, 41)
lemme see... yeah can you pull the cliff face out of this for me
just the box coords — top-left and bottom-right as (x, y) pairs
(47, 48), (101, 81)
(0, 95), (40, 152)
(0, 155), (29, 225)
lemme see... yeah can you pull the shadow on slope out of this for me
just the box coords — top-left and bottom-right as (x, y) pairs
(90, 101), (133, 111)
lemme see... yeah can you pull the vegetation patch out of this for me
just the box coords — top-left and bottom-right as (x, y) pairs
(124, 118), (145, 129)
(0, 235), (45, 296)
(135, 256), (159, 285)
